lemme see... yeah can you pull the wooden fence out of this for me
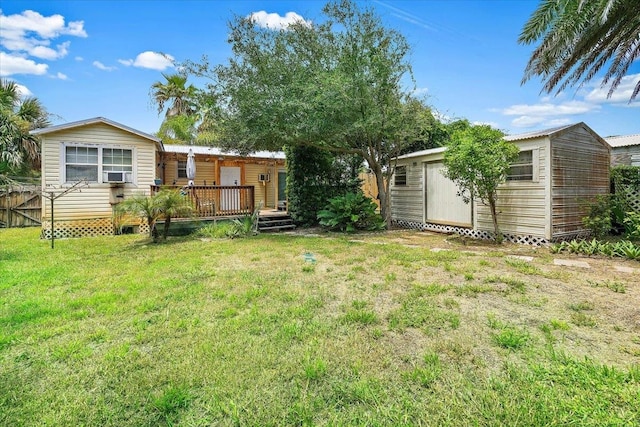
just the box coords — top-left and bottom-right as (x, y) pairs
(151, 185), (255, 218)
(0, 184), (42, 228)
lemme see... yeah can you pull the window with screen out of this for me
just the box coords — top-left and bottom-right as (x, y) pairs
(507, 150), (533, 181)
(394, 166), (407, 186)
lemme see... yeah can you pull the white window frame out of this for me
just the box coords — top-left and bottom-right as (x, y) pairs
(61, 143), (137, 185)
(506, 148), (539, 183)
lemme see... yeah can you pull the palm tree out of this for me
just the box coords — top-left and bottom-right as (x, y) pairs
(150, 73), (197, 118)
(519, 0), (640, 101)
(0, 79), (50, 175)
(117, 189), (194, 242)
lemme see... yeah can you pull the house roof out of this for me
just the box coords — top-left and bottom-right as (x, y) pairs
(31, 117), (163, 146)
(397, 146), (446, 160)
(503, 123), (576, 141)
(604, 134), (640, 148)
(163, 144), (286, 160)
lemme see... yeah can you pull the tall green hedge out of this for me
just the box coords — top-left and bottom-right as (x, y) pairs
(284, 146), (362, 226)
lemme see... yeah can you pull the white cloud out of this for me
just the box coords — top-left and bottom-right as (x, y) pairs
(93, 61), (116, 71)
(55, 72), (68, 80)
(510, 116), (545, 128)
(118, 51), (174, 70)
(14, 83), (33, 98)
(0, 51), (48, 76)
(472, 120), (500, 128)
(502, 99), (600, 129)
(413, 87), (429, 96)
(584, 73), (640, 105)
(0, 10), (86, 77)
(249, 11), (311, 30)
(502, 100), (596, 117)
(75, 56), (83, 61)
(0, 10), (87, 41)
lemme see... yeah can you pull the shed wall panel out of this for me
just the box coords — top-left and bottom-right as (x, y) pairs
(390, 160), (424, 222)
(551, 128), (610, 238)
(476, 143), (549, 238)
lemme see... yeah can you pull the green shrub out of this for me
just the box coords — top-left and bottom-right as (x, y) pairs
(196, 221), (235, 238)
(623, 212), (640, 241)
(582, 195), (612, 239)
(317, 192), (385, 232)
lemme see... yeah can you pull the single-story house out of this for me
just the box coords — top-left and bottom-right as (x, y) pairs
(391, 122), (611, 244)
(33, 117), (286, 239)
(604, 134), (640, 166)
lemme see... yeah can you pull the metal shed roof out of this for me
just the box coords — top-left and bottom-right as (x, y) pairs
(163, 144), (286, 160)
(605, 134), (640, 148)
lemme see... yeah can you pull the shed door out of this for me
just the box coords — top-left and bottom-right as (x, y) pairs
(426, 162), (472, 227)
(220, 167), (241, 211)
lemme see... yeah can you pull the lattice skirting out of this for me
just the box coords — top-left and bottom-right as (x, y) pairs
(392, 219), (550, 246)
(40, 218), (149, 239)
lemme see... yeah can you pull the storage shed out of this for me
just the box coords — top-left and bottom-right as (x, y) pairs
(604, 134), (640, 166)
(391, 122), (610, 244)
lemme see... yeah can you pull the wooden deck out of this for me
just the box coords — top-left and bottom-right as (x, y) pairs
(152, 185), (256, 218)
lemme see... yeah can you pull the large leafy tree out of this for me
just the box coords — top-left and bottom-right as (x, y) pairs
(519, 0), (640, 101)
(0, 79), (50, 179)
(442, 125), (519, 243)
(185, 0), (427, 226)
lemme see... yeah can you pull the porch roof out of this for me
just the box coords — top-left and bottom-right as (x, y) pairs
(163, 144), (285, 160)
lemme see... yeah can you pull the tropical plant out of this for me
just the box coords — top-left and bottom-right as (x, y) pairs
(519, 0), (640, 102)
(150, 73), (197, 118)
(116, 189), (194, 242)
(116, 193), (163, 241)
(227, 205), (261, 238)
(317, 192), (385, 232)
(442, 125), (519, 243)
(156, 189), (195, 239)
(0, 79), (50, 177)
(184, 0), (428, 228)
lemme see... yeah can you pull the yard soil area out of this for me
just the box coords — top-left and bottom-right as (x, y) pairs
(354, 230), (640, 367)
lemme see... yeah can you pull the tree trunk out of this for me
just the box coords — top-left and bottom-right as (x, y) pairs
(488, 195), (503, 244)
(163, 216), (172, 240)
(370, 162), (391, 229)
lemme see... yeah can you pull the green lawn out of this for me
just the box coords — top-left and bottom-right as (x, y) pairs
(1, 227), (639, 426)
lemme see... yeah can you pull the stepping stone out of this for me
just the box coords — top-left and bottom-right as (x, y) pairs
(507, 255), (534, 262)
(554, 259), (591, 268)
(614, 266), (638, 274)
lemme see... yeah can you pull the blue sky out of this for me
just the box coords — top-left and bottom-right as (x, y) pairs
(1, 0), (638, 139)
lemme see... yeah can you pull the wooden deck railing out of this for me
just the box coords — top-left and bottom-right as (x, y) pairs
(151, 185), (255, 218)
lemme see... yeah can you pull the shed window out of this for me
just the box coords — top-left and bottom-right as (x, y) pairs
(507, 150), (533, 181)
(394, 166), (407, 186)
(64, 145), (133, 183)
(177, 161), (187, 178)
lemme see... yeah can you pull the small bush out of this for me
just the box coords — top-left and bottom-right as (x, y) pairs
(623, 212), (640, 241)
(317, 192), (385, 232)
(582, 195), (612, 239)
(196, 221), (234, 238)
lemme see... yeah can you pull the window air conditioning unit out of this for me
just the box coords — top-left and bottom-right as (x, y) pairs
(258, 173), (270, 182)
(103, 171), (132, 183)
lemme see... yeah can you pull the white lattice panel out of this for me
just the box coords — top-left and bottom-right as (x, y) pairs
(40, 217), (148, 239)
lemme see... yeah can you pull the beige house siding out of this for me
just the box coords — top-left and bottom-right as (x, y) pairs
(245, 163), (277, 209)
(550, 127), (610, 239)
(40, 122), (158, 222)
(476, 140), (550, 239)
